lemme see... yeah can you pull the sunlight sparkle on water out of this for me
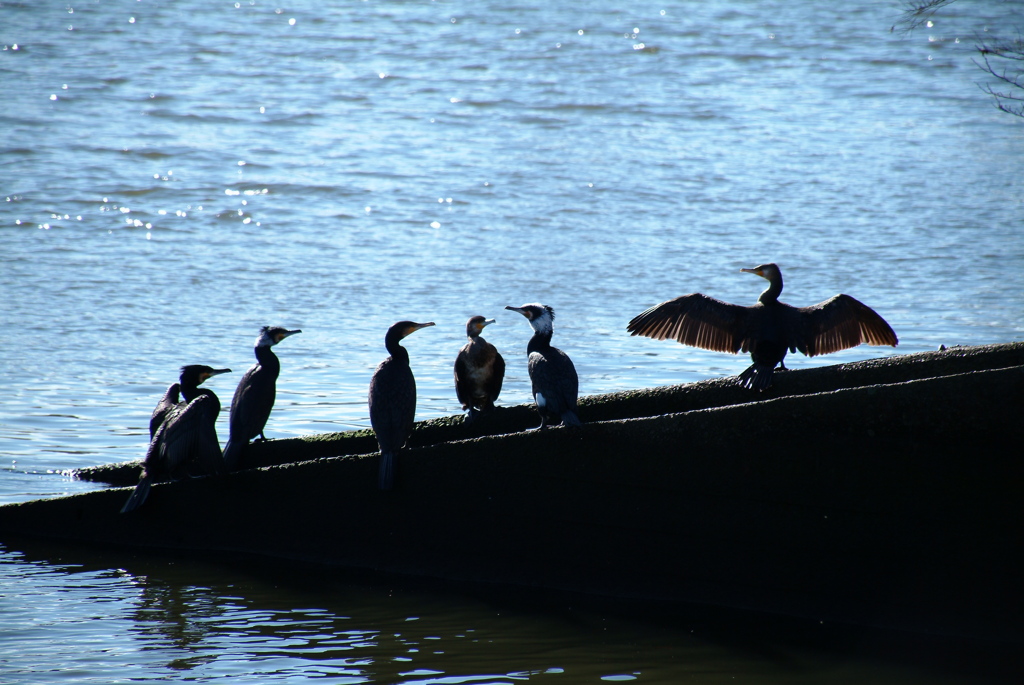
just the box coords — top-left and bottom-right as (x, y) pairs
(0, 1), (1021, 682)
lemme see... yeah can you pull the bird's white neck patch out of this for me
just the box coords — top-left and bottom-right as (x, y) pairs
(528, 309), (554, 336)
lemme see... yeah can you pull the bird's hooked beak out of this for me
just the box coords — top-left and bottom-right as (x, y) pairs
(505, 305), (530, 319)
(479, 318), (496, 332)
(200, 368), (232, 383)
(275, 329), (302, 344)
(740, 266), (766, 279)
(405, 321), (435, 337)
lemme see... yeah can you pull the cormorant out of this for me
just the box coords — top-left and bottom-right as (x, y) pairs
(150, 364), (228, 438)
(626, 263), (899, 390)
(454, 315), (505, 424)
(222, 326), (301, 470)
(368, 320), (435, 490)
(505, 303), (582, 429)
(121, 365), (232, 514)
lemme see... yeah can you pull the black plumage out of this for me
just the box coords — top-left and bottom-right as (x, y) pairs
(149, 381), (181, 440)
(454, 315), (505, 424)
(506, 303), (581, 430)
(626, 263), (899, 390)
(222, 326), (301, 470)
(368, 320), (434, 490)
(121, 365), (231, 514)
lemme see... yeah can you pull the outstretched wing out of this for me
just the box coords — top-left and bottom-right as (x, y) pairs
(794, 294), (898, 357)
(626, 293), (751, 354)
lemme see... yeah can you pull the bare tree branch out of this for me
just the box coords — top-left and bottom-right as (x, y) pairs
(891, 0), (958, 34)
(894, 1), (1024, 117)
(974, 33), (1024, 116)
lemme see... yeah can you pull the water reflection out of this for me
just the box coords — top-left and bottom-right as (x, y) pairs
(1, 541), (1019, 684)
(129, 575), (224, 669)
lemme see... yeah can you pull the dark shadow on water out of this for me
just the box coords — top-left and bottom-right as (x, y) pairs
(2, 536), (1021, 684)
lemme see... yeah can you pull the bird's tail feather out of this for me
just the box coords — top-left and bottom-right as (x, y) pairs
(561, 411), (582, 427)
(202, 448), (226, 476)
(222, 439), (243, 471)
(378, 451), (396, 490)
(120, 475), (152, 514)
(738, 363), (774, 391)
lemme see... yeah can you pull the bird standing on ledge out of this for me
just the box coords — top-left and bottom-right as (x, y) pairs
(222, 326), (301, 470)
(626, 263), (898, 390)
(369, 320), (435, 490)
(122, 364), (232, 513)
(506, 303), (582, 429)
(454, 315), (505, 424)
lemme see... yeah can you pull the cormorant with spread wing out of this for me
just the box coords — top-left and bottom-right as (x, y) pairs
(454, 315), (505, 423)
(121, 364), (232, 513)
(626, 263), (898, 390)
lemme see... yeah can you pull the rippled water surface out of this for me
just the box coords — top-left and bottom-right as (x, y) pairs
(2, 541), (1018, 685)
(1, 0), (1022, 681)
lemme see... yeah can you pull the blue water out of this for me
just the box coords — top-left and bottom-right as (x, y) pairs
(1, 0), (1022, 681)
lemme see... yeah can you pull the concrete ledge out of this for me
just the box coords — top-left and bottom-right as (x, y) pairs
(75, 341), (1024, 486)
(1, 345), (1022, 641)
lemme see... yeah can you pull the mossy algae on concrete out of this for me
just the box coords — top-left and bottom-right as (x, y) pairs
(75, 342), (1024, 486)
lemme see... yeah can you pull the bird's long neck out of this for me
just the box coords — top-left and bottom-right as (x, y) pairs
(759, 272), (783, 304)
(527, 330), (553, 354)
(255, 345), (281, 378)
(386, 339), (410, 365)
(180, 378), (202, 403)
